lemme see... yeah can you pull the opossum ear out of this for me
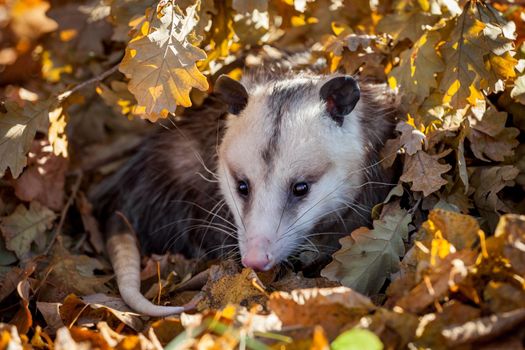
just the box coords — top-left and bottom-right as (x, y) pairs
(320, 76), (360, 126)
(214, 75), (249, 115)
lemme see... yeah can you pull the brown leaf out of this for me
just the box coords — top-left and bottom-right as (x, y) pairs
(414, 301), (481, 349)
(0, 261), (36, 302)
(418, 209), (481, 252)
(268, 287), (374, 340)
(471, 165), (519, 212)
(484, 281), (525, 314)
(199, 266), (267, 310)
(395, 250), (477, 314)
(54, 326), (111, 350)
(42, 246), (111, 301)
(400, 150), (452, 197)
(11, 140), (67, 211)
(47, 2), (113, 60)
(9, 280), (32, 335)
(442, 308), (525, 347)
(75, 193), (104, 254)
(359, 308), (419, 349)
(81, 294), (143, 331)
(36, 302), (64, 334)
(396, 121), (425, 155)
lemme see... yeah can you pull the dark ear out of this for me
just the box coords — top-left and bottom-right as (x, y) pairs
(320, 75), (360, 126)
(214, 75), (249, 115)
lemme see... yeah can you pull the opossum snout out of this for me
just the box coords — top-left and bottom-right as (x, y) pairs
(241, 238), (274, 271)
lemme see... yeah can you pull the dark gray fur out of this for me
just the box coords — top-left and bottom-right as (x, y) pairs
(92, 96), (236, 257)
(92, 71), (398, 265)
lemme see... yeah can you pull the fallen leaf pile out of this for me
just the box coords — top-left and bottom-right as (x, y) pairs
(1, 0), (525, 349)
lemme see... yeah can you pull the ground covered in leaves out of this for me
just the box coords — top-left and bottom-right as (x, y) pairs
(1, 0), (525, 349)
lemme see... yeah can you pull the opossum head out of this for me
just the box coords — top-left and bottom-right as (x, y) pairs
(215, 74), (365, 271)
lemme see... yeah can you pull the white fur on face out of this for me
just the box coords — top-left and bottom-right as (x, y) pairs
(218, 76), (365, 269)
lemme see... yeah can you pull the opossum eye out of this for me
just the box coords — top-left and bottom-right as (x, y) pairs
(237, 180), (249, 196)
(292, 182), (309, 197)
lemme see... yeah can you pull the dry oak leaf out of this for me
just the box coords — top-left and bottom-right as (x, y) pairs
(268, 287), (374, 340)
(438, 3), (516, 108)
(388, 31), (444, 104)
(400, 150), (452, 197)
(377, 10), (439, 43)
(471, 165), (519, 212)
(418, 209), (480, 253)
(321, 202), (411, 295)
(0, 202), (56, 259)
(467, 106), (519, 162)
(119, 1), (209, 118)
(44, 246), (111, 299)
(0, 101), (50, 178)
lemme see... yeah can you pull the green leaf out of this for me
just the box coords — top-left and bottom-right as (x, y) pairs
(331, 329), (383, 350)
(321, 202), (411, 295)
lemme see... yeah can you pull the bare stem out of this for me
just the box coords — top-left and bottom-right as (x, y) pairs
(57, 64), (120, 102)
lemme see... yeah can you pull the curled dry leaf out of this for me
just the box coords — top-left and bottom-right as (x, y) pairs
(0, 260), (36, 302)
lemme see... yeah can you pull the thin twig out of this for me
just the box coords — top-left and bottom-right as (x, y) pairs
(57, 64), (120, 102)
(44, 171), (83, 255)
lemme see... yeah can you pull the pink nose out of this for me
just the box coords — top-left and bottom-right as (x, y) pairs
(242, 253), (273, 271)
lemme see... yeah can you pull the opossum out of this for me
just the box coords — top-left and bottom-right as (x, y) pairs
(92, 70), (398, 316)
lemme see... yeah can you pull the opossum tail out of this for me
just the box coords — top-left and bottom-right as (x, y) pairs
(106, 232), (184, 317)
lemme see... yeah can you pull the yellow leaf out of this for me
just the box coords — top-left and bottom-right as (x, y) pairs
(48, 106), (68, 157)
(119, 2), (209, 119)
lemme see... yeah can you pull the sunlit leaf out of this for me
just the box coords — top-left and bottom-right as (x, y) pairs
(119, 1), (209, 119)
